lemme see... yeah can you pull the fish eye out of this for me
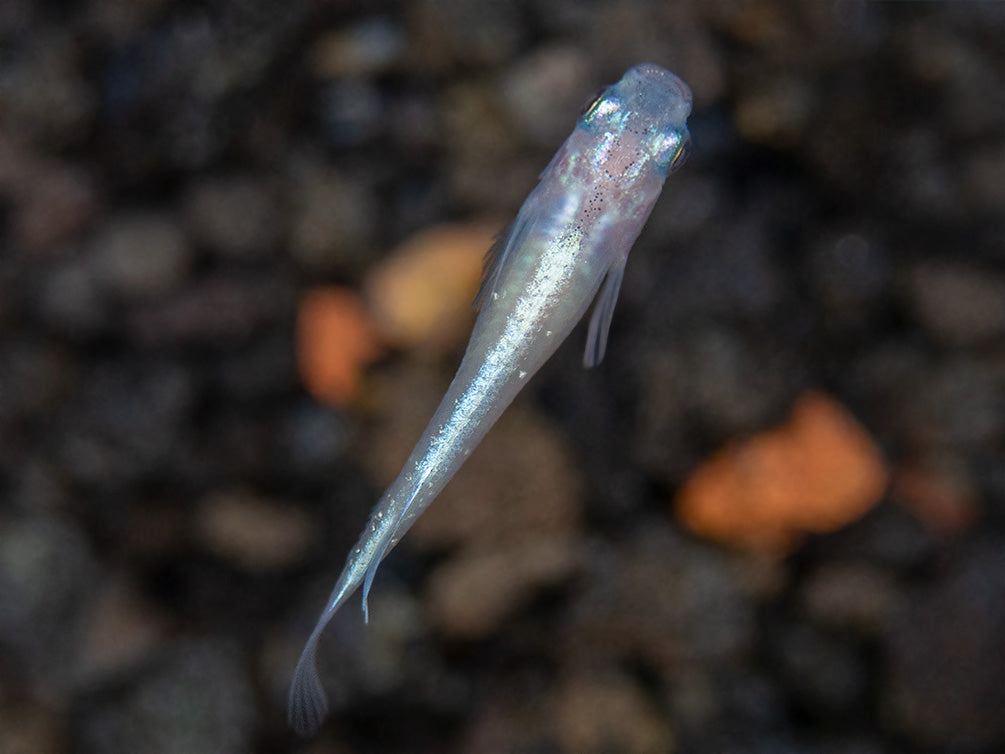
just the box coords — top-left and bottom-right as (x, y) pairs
(668, 135), (691, 174)
(580, 86), (608, 116)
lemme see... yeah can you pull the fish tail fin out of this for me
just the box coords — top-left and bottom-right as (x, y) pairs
(287, 534), (377, 734)
(287, 629), (329, 736)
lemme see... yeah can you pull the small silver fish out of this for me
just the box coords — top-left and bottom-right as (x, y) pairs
(289, 62), (692, 735)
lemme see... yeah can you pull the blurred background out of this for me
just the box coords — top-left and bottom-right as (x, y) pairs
(1, 1), (1004, 752)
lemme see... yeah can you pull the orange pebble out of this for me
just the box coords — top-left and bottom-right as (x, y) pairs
(675, 391), (888, 553)
(297, 286), (383, 406)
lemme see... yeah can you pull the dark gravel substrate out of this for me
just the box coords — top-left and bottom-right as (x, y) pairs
(1, 1), (1003, 753)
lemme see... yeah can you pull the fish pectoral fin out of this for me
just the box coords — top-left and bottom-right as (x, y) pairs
(473, 221), (513, 311)
(473, 193), (541, 311)
(584, 256), (628, 368)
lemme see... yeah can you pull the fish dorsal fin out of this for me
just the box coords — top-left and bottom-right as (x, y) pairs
(584, 254), (628, 368)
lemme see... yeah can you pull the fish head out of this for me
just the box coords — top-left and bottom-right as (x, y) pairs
(578, 63), (692, 179)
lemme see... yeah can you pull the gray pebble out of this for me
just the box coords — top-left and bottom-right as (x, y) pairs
(213, 333), (295, 400)
(961, 143), (1005, 216)
(58, 360), (196, 484)
(90, 213), (193, 298)
(440, 80), (528, 210)
(75, 639), (255, 754)
(279, 401), (352, 475)
(501, 46), (592, 147)
(0, 337), (71, 418)
(12, 164), (100, 253)
(310, 17), (405, 78)
(288, 165), (378, 272)
(907, 358), (1003, 450)
(0, 513), (99, 691)
(318, 78), (385, 147)
(883, 540), (1005, 748)
(658, 208), (781, 320)
(907, 262), (1005, 347)
(183, 175), (279, 258)
(39, 255), (108, 338)
(568, 525), (756, 669)
(634, 325), (795, 479)
(809, 231), (889, 332)
(772, 621), (867, 716)
(799, 562), (896, 635)
(127, 273), (294, 346)
(408, 0), (523, 69)
(0, 30), (95, 147)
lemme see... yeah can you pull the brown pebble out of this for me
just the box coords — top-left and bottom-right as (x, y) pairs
(552, 666), (675, 754)
(0, 702), (64, 754)
(907, 263), (1005, 347)
(76, 576), (170, 683)
(892, 462), (980, 536)
(426, 539), (578, 639)
(90, 212), (193, 298)
(800, 562), (896, 635)
(364, 222), (497, 353)
(195, 490), (315, 571)
(184, 175), (279, 258)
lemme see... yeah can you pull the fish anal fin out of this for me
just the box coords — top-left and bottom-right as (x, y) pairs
(360, 533), (397, 623)
(584, 256), (627, 368)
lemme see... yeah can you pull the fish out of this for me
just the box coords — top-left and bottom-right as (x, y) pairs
(288, 62), (692, 735)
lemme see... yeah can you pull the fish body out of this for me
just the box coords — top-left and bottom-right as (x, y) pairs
(289, 63), (692, 735)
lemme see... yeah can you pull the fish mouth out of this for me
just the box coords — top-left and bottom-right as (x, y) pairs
(632, 63), (693, 107)
(663, 72), (693, 107)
